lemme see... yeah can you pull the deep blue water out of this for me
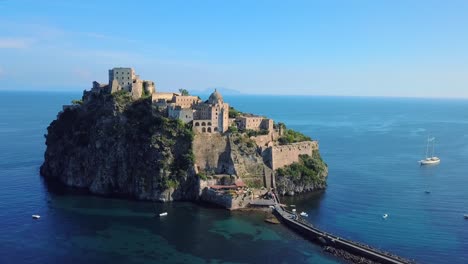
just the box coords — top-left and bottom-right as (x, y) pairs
(1, 91), (467, 263)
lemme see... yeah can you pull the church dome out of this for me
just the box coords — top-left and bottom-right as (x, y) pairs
(208, 89), (223, 104)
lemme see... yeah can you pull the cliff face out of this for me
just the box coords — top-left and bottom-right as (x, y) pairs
(40, 90), (198, 201)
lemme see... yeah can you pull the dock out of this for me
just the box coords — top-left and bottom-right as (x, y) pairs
(273, 204), (414, 264)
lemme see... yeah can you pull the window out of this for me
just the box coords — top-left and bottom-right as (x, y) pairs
(201, 122), (206, 126)
(207, 127), (212, 133)
(202, 127), (206, 132)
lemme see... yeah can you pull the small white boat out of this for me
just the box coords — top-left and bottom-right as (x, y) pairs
(32, 214), (40, 219)
(159, 212), (168, 217)
(464, 214), (468, 219)
(292, 209), (296, 212)
(290, 205), (296, 207)
(300, 212), (308, 217)
(382, 214), (388, 219)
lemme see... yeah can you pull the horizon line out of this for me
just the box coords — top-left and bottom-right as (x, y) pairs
(0, 88), (467, 100)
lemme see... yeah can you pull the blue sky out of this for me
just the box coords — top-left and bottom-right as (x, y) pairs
(1, 0), (468, 97)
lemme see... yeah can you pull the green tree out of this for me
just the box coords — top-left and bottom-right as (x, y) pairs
(179, 89), (189, 96)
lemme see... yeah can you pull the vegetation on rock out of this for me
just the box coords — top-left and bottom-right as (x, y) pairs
(228, 106), (242, 118)
(276, 152), (327, 187)
(179, 89), (190, 96)
(277, 122), (312, 145)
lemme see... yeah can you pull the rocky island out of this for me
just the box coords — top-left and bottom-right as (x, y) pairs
(40, 67), (328, 210)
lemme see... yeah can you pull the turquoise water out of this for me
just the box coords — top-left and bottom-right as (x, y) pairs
(1, 91), (467, 263)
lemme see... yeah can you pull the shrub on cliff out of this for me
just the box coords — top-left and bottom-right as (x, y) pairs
(276, 152), (327, 186)
(228, 106), (242, 118)
(278, 124), (312, 145)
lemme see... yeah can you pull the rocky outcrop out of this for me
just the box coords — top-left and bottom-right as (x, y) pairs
(275, 152), (328, 196)
(40, 89), (198, 201)
(41, 88), (328, 202)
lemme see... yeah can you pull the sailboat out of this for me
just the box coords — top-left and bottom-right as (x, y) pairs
(419, 136), (440, 165)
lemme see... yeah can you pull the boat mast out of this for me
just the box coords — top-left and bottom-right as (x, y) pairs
(432, 137), (435, 157)
(425, 136), (430, 158)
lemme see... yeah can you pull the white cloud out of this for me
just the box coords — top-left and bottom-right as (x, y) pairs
(0, 38), (33, 49)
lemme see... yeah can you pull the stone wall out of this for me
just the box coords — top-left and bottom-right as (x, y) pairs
(168, 106), (194, 123)
(152, 92), (178, 102)
(271, 141), (318, 170)
(173, 95), (200, 108)
(143, 80), (155, 95)
(200, 188), (251, 210)
(192, 133), (234, 174)
(131, 80), (143, 100)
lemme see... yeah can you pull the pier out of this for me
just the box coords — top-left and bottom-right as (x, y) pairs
(273, 204), (414, 264)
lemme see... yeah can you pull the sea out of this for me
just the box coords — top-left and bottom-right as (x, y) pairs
(0, 91), (467, 264)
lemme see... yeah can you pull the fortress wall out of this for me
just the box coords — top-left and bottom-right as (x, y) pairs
(192, 133), (234, 174)
(252, 134), (273, 147)
(271, 141), (318, 170)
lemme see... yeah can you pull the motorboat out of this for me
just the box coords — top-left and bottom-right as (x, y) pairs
(32, 214), (41, 219)
(300, 212), (308, 217)
(159, 212), (168, 217)
(464, 214), (468, 219)
(382, 214), (388, 219)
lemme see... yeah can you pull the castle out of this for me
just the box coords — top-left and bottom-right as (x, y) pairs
(91, 67), (274, 135)
(81, 67), (322, 198)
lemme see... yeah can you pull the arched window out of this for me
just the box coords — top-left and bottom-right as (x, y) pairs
(208, 122), (212, 126)
(195, 122), (200, 126)
(207, 127), (212, 133)
(202, 122), (206, 126)
(202, 127), (206, 132)
(214, 127), (218, 131)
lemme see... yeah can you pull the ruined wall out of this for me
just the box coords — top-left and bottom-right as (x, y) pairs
(143, 81), (155, 95)
(131, 81), (143, 100)
(271, 141), (318, 170)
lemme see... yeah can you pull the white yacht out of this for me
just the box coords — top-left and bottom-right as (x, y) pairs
(420, 136), (440, 165)
(32, 214), (41, 219)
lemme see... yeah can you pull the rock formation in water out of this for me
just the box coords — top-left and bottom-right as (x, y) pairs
(41, 83), (328, 204)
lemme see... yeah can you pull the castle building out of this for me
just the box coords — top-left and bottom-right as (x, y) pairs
(192, 89), (229, 133)
(108, 67), (138, 91)
(237, 116), (273, 131)
(107, 67), (155, 99)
